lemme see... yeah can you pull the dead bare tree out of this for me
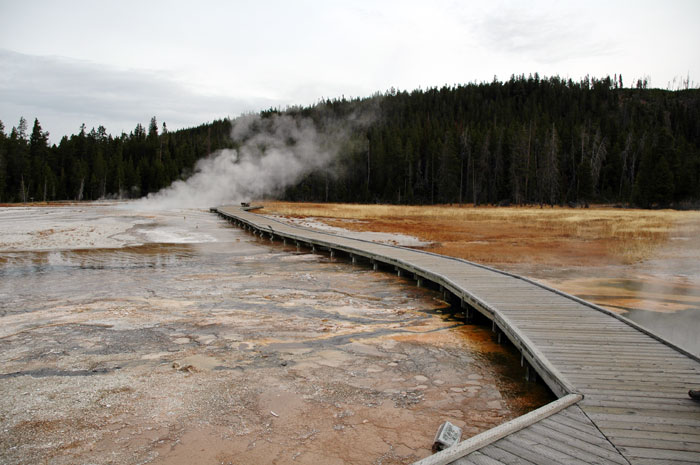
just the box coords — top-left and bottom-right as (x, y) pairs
(543, 124), (560, 206)
(459, 128), (471, 205)
(590, 129), (607, 190)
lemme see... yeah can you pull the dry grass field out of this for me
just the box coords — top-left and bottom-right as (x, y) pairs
(259, 201), (698, 266)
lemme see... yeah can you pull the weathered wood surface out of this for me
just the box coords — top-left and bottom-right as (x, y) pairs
(214, 206), (700, 465)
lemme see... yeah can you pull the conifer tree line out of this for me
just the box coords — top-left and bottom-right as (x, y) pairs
(1, 74), (699, 208)
(0, 116), (233, 203)
(284, 75), (700, 208)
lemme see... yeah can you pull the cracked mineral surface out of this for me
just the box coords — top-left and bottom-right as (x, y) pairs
(0, 204), (553, 465)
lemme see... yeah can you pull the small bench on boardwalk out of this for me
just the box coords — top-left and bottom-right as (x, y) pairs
(213, 205), (700, 465)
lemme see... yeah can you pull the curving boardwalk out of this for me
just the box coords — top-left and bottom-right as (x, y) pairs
(213, 206), (700, 465)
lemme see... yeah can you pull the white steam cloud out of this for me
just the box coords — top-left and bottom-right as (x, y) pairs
(131, 110), (371, 210)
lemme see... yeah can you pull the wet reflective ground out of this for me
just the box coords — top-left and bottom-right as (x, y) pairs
(514, 230), (700, 357)
(0, 206), (552, 465)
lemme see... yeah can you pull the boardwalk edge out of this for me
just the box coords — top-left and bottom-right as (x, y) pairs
(411, 393), (583, 465)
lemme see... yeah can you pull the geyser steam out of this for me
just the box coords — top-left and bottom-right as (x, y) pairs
(133, 111), (367, 210)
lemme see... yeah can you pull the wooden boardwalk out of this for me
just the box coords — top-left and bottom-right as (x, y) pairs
(214, 206), (700, 465)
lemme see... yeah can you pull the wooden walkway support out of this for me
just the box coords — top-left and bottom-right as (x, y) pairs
(213, 206), (700, 465)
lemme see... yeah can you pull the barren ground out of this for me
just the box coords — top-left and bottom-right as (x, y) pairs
(0, 204), (552, 465)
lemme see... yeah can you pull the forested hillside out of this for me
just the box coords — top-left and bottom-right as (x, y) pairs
(0, 117), (233, 203)
(1, 75), (699, 207)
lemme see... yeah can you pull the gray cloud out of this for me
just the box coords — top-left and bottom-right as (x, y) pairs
(0, 49), (276, 140)
(474, 7), (616, 64)
(2, 1), (697, 141)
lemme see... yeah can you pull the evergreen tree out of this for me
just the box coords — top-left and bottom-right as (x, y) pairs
(0, 120), (6, 201)
(6, 118), (30, 202)
(652, 156), (674, 206)
(29, 118), (51, 200)
(540, 124), (560, 205)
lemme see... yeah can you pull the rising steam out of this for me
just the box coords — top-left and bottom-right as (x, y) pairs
(131, 110), (370, 210)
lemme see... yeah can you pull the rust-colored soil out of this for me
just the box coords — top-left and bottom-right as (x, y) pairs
(259, 201), (700, 318)
(260, 202), (695, 266)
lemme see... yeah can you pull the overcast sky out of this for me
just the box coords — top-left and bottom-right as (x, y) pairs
(1, 0), (699, 142)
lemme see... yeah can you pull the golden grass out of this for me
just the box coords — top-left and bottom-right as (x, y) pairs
(260, 201), (700, 266)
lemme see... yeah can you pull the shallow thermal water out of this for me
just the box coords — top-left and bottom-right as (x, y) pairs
(514, 230), (700, 357)
(0, 204), (552, 465)
(264, 215), (432, 247)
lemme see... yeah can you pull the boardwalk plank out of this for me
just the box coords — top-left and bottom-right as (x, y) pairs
(478, 445), (538, 465)
(627, 460), (699, 465)
(564, 380), (694, 391)
(546, 414), (603, 436)
(539, 416), (620, 450)
(563, 373), (700, 384)
(583, 405), (700, 420)
(603, 428), (700, 444)
(586, 411), (700, 427)
(584, 388), (697, 398)
(519, 426), (628, 464)
(458, 452), (504, 465)
(618, 446), (700, 462)
(498, 435), (592, 465)
(594, 420), (700, 435)
(538, 349), (687, 357)
(583, 399), (700, 412)
(585, 394), (700, 405)
(451, 458), (479, 465)
(493, 437), (582, 465)
(612, 436), (700, 452)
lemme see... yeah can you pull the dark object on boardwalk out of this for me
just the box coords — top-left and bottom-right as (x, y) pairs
(690, 389), (700, 400)
(241, 202), (250, 207)
(432, 421), (462, 452)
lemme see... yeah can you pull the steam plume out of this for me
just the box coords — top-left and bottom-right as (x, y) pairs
(131, 110), (371, 210)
